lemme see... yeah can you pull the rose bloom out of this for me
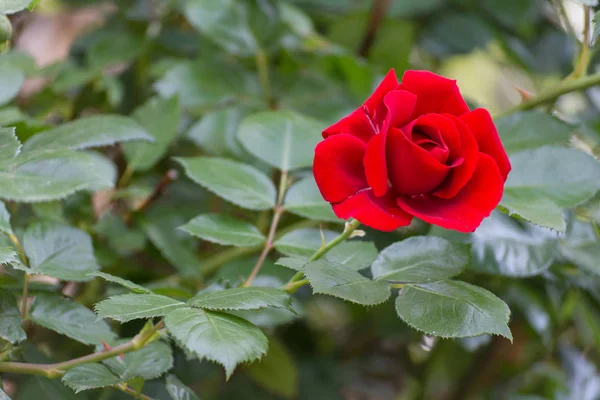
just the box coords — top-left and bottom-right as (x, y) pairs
(313, 69), (511, 232)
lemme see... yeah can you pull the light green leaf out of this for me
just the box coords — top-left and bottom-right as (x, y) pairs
(22, 221), (99, 281)
(372, 236), (469, 283)
(0, 64), (24, 105)
(89, 272), (152, 294)
(123, 97), (180, 171)
(238, 110), (323, 171)
(0, 150), (116, 203)
(0, 200), (13, 235)
(284, 177), (339, 222)
(179, 213), (264, 247)
(274, 228), (339, 257)
(165, 307), (268, 379)
(186, 107), (245, 157)
(275, 256), (307, 271)
(303, 260), (391, 306)
(0, 127), (21, 168)
(23, 115), (153, 152)
(325, 241), (379, 271)
(62, 364), (121, 393)
(30, 293), (116, 345)
(166, 375), (200, 400)
(188, 287), (293, 312)
(495, 111), (573, 154)
(0, 107), (25, 126)
(175, 157), (276, 210)
(500, 188), (566, 231)
(95, 293), (185, 323)
(395, 280), (512, 339)
(0, 246), (17, 265)
(0, 289), (26, 344)
(0, 0), (31, 14)
(103, 341), (173, 381)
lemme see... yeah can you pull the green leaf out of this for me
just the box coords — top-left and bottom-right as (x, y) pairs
(495, 111), (573, 154)
(284, 177), (339, 222)
(245, 336), (298, 399)
(395, 280), (512, 339)
(123, 97), (180, 172)
(179, 213), (265, 247)
(501, 147), (600, 230)
(469, 211), (557, 277)
(95, 293), (185, 323)
(23, 115), (153, 152)
(274, 228), (339, 257)
(165, 307), (268, 379)
(103, 341), (173, 381)
(0, 64), (24, 105)
(188, 287), (293, 312)
(303, 260), (391, 306)
(186, 107), (245, 157)
(0, 200), (13, 235)
(559, 220), (600, 276)
(594, 11), (600, 43)
(0, 127), (21, 168)
(62, 364), (121, 393)
(0, 388), (10, 400)
(371, 236), (469, 283)
(89, 271), (153, 294)
(0, 289), (26, 344)
(175, 157), (276, 210)
(324, 241), (379, 271)
(238, 110), (323, 171)
(30, 293), (116, 345)
(0, 0), (31, 14)
(22, 221), (99, 281)
(165, 375), (200, 400)
(0, 150), (116, 202)
(0, 107), (25, 126)
(275, 256), (307, 271)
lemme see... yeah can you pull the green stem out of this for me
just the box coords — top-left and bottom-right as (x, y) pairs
(255, 48), (271, 107)
(570, 6), (592, 79)
(115, 384), (154, 400)
(9, 233), (30, 319)
(283, 219), (361, 292)
(0, 321), (162, 378)
(494, 72), (600, 119)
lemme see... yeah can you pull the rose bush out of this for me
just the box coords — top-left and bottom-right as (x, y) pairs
(314, 69), (511, 232)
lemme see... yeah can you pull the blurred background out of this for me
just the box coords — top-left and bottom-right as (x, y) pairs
(3, 0), (600, 399)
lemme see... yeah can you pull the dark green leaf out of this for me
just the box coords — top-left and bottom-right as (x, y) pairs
(89, 272), (152, 294)
(179, 213), (265, 247)
(274, 228), (338, 257)
(95, 293), (185, 323)
(186, 107), (245, 157)
(103, 341), (173, 381)
(372, 236), (469, 283)
(165, 375), (200, 400)
(284, 177), (339, 222)
(559, 219), (600, 276)
(395, 280), (512, 339)
(165, 307), (268, 379)
(188, 287), (293, 312)
(175, 157), (276, 210)
(61, 364), (121, 393)
(0, 289), (26, 344)
(30, 293), (116, 345)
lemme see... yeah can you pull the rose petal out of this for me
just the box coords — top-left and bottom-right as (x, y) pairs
(386, 127), (451, 196)
(412, 114), (460, 161)
(333, 189), (412, 232)
(396, 153), (504, 233)
(364, 132), (389, 197)
(460, 108), (511, 180)
(400, 70), (470, 118)
(433, 116), (479, 198)
(365, 69), (401, 129)
(382, 89), (417, 132)
(313, 134), (368, 204)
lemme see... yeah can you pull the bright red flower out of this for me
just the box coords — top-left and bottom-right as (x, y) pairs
(313, 69), (511, 232)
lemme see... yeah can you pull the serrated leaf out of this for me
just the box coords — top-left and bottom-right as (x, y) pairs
(22, 221), (99, 281)
(469, 211), (558, 277)
(95, 293), (185, 323)
(500, 188), (566, 231)
(372, 236), (469, 283)
(0, 127), (21, 168)
(175, 157), (276, 210)
(284, 177), (339, 222)
(165, 307), (268, 379)
(30, 293), (116, 345)
(123, 97), (180, 171)
(0, 246), (17, 265)
(0, 150), (116, 203)
(275, 256), (307, 271)
(103, 341), (173, 381)
(303, 260), (390, 305)
(0, 64), (24, 105)
(23, 115), (153, 152)
(166, 375), (199, 400)
(496, 111), (573, 154)
(238, 110), (323, 171)
(0, 200), (13, 235)
(188, 287), (293, 312)
(89, 272), (152, 294)
(0, 289), (26, 344)
(0, 0), (31, 14)
(395, 280), (512, 339)
(62, 364), (121, 393)
(179, 213), (265, 247)
(274, 229), (339, 257)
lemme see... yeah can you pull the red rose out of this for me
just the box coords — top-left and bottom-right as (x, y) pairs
(313, 69), (511, 232)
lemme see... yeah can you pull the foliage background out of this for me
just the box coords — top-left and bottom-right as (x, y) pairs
(1, 0), (600, 399)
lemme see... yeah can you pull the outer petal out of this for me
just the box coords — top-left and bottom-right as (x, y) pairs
(401, 70), (470, 118)
(313, 134), (368, 204)
(382, 90), (417, 132)
(432, 116), (479, 199)
(459, 108), (511, 180)
(396, 153), (504, 233)
(387, 127), (450, 196)
(364, 69), (401, 128)
(333, 190), (412, 232)
(364, 133), (388, 197)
